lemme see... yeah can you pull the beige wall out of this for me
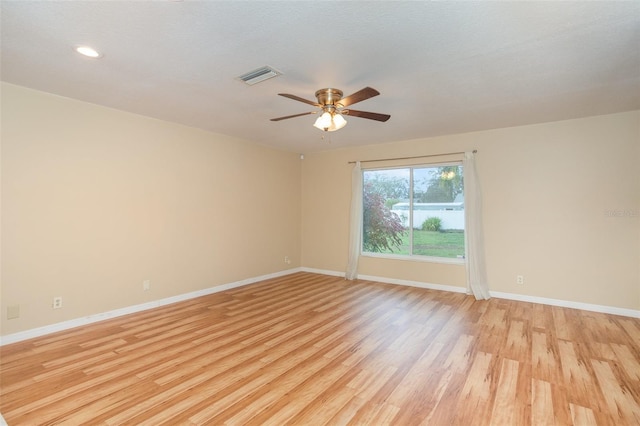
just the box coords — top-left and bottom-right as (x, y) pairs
(2, 82), (638, 338)
(301, 111), (640, 310)
(1, 83), (302, 335)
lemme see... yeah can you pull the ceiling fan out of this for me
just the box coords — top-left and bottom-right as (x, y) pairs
(270, 87), (390, 132)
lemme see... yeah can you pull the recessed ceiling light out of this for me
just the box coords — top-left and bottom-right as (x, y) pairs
(74, 45), (102, 58)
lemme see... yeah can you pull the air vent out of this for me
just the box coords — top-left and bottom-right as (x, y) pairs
(237, 66), (282, 86)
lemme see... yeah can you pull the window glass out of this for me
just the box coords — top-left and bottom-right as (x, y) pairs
(362, 164), (465, 261)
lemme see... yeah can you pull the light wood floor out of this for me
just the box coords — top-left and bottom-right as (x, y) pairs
(1, 272), (640, 425)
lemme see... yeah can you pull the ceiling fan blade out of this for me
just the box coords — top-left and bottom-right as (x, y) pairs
(343, 109), (390, 122)
(278, 93), (321, 107)
(270, 111), (316, 122)
(339, 87), (380, 107)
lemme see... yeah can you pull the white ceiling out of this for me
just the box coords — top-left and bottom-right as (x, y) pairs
(2, 1), (639, 153)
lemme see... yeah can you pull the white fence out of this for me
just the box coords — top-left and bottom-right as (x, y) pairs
(391, 202), (465, 230)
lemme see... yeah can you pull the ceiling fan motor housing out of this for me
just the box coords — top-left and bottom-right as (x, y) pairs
(315, 88), (344, 107)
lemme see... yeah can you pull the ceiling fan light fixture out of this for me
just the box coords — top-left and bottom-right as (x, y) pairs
(313, 112), (347, 132)
(332, 113), (347, 130)
(313, 112), (333, 131)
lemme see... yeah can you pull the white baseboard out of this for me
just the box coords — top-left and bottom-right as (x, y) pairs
(299, 267), (345, 278)
(300, 267), (640, 318)
(299, 267), (468, 294)
(3, 267), (638, 346)
(0, 268), (303, 346)
(490, 290), (640, 318)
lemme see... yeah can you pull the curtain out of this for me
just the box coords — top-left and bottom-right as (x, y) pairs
(345, 161), (362, 280)
(463, 152), (491, 299)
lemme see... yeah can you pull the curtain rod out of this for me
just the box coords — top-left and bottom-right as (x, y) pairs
(348, 149), (476, 164)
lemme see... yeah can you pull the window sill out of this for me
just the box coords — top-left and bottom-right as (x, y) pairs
(361, 252), (465, 265)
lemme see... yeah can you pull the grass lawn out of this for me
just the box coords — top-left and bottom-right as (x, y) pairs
(382, 230), (465, 258)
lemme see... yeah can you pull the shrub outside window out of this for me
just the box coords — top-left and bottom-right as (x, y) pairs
(362, 163), (465, 261)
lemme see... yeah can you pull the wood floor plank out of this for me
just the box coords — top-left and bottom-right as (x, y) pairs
(531, 379), (555, 425)
(455, 351), (494, 425)
(611, 343), (640, 381)
(2, 272), (640, 425)
(489, 358), (520, 425)
(570, 403), (598, 426)
(591, 359), (640, 424)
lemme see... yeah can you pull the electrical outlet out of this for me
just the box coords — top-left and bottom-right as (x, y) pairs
(53, 297), (63, 309)
(284, 256), (291, 264)
(516, 275), (524, 285)
(143, 280), (151, 291)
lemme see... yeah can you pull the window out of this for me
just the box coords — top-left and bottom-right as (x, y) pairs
(362, 163), (465, 262)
